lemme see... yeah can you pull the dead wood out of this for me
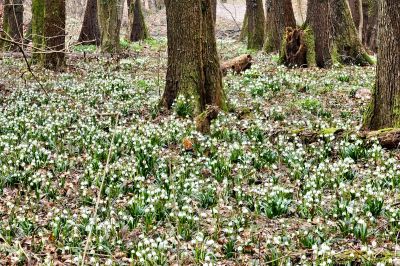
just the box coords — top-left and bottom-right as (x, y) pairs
(220, 54), (252, 76)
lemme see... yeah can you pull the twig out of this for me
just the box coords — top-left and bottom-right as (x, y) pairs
(80, 114), (119, 266)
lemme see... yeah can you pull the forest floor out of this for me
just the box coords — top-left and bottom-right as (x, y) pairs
(0, 1), (399, 263)
(0, 37), (399, 265)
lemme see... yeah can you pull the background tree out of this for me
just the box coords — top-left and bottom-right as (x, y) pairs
(349, 0), (363, 40)
(361, 0), (377, 53)
(78, 0), (100, 45)
(331, 0), (372, 66)
(97, 0), (123, 53)
(283, 0), (372, 68)
(264, 0), (296, 53)
(1, 0), (23, 51)
(246, 0), (264, 50)
(364, 0), (400, 130)
(162, 0), (225, 121)
(127, 0), (148, 42)
(31, 0), (66, 70)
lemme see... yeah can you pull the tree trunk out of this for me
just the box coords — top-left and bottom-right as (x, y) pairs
(78, 0), (100, 45)
(211, 0), (216, 24)
(331, 0), (371, 66)
(1, 0), (23, 51)
(349, 0), (363, 41)
(127, 0), (148, 41)
(239, 9), (248, 41)
(362, 0), (377, 53)
(305, 0), (333, 67)
(32, 0), (45, 62)
(295, 0), (372, 68)
(43, 0), (66, 70)
(246, 0), (265, 50)
(364, 0), (400, 130)
(264, 0), (296, 53)
(97, 0), (123, 53)
(162, 0), (225, 119)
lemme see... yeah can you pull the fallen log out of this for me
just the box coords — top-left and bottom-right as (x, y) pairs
(221, 54), (252, 76)
(278, 127), (400, 149)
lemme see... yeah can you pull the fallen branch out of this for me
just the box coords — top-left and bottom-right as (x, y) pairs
(278, 127), (400, 149)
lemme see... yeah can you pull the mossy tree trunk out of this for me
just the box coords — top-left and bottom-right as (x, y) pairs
(162, 0), (225, 116)
(364, 0), (400, 130)
(32, 0), (45, 62)
(331, 0), (372, 66)
(264, 0), (296, 53)
(127, 0), (148, 42)
(78, 0), (100, 45)
(97, 0), (123, 53)
(246, 0), (264, 50)
(1, 0), (23, 51)
(297, 0), (371, 68)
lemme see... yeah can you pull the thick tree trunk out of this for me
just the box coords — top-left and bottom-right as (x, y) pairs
(246, 0), (265, 50)
(201, 0), (225, 109)
(331, 0), (371, 66)
(78, 0), (100, 45)
(97, 0), (123, 53)
(295, 0), (371, 68)
(127, 0), (148, 42)
(162, 0), (225, 119)
(43, 0), (66, 70)
(32, 0), (66, 69)
(364, 0), (400, 130)
(1, 0), (23, 51)
(264, 0), (296, 53)
(305, 0), (333, 68)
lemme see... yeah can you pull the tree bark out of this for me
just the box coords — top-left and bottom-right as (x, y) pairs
(97, 0), (123, 53)
(32, 0), (45, 62)
(264, 0), (296, 53)
(362, 0), (377, 53)
(43, 0), (66, 70)
(162, 0), (226, 118)
(78, 0), (100, 45)
(239, 9), (248, 41)
(305, 0), (333, 68)
(127, 0), (148, 41)
(300, 0), (372, 68)
(348, 0), (363, 40)
(331, 0), (371, 66)
(1, 0), (23, 51)
(364, 0), (400, 130)
(246, 0), (265, 50)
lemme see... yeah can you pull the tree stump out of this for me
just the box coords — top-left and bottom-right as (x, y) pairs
(281, 27), (308, 67)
